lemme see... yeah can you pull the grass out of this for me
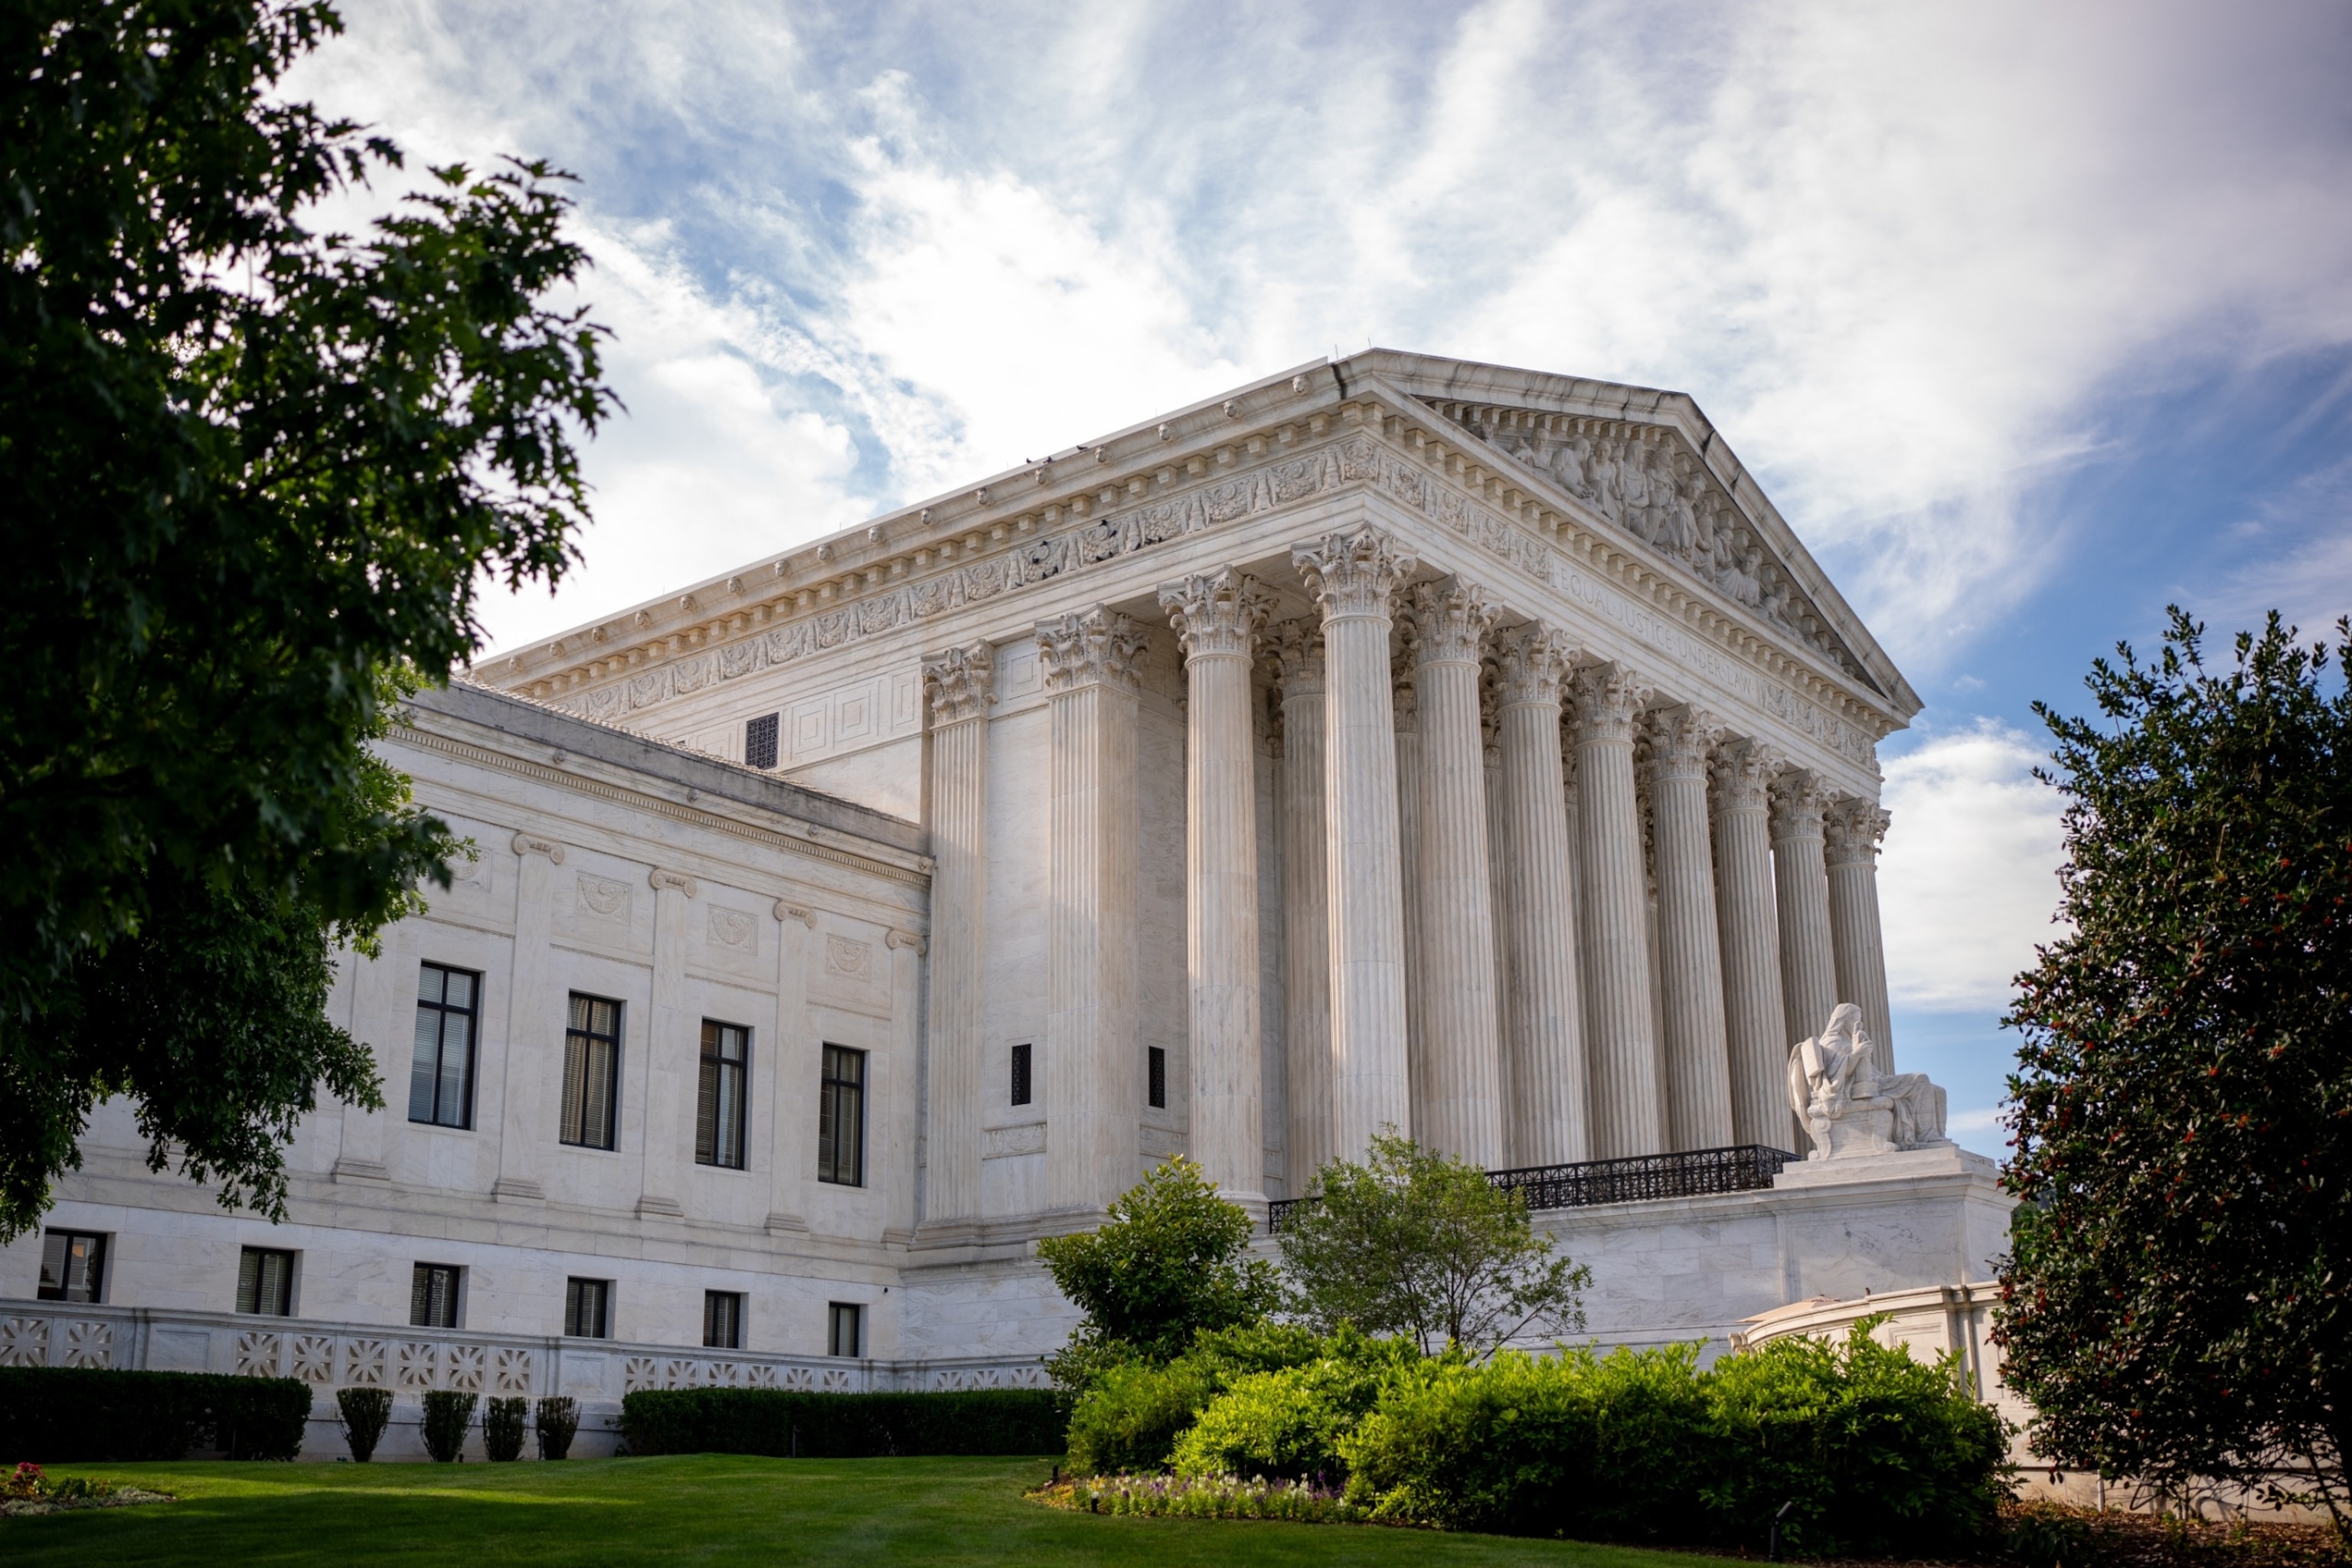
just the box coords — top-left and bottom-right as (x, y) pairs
(0, 1454), (1758, 1566)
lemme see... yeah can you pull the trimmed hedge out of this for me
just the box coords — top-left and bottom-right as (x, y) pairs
(1, 1366), (313, 1462)
(621, 1388), (1062, 1458)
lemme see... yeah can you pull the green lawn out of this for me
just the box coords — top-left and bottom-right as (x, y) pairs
(2, 1454), (1755, 1566)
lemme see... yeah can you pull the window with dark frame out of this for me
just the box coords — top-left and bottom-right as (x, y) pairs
(704, 1290), (744, 1350)
(1009, 1042), (1032, 1107)
(817, 1044), (866, 1187)
(564, 1277), (610, 1339)
(561, 993), (622, 1151)
(237, 1247), (296, 1316)
(744, 712), (780, 770)
(696, 1021), (750, 1170)
(37, 1231), (106, 1303)
(827, 1301), (863, 1358)
(410, 1263), (461, 1329)
(1148, 1046), (1167, 1110)
(408, 962), (481, 1129)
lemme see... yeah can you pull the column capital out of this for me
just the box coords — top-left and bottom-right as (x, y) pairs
(510, 829), (567, 864)
(648, 867), (698, 898)
(1266, 617), (1326, 700)
(1293, 526), (1416, 621)
(923, 641), (996, 725)
(1406, 577), (1498, 665)
(1769, 769), (1831, 839)
(1708, 737), (1780, 813)
(1824, 795), (1892, 866)
(1037, 606), (1149, 694)
(1158, 567), (1272, 661)
(1644, 705), (1723, 782)
(1570, 662), (1650, 745)
(1493, 622), (1575, 708)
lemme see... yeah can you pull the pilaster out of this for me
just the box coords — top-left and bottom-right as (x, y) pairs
(492, 831), (563, 1202)
(920, 640), (995, 1229)
(637, 866), (697, 1219)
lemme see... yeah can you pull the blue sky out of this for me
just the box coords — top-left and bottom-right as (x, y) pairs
(292, 1), (2352, 1158)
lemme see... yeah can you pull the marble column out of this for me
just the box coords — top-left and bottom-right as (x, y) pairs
(492, 831), (562, 1202)
(1406, 577), (1504, 1167)
(1645, 707), (1735, 1152)
(1824, 795), (1896, 1073)
(920, 642), (994, 1229)
(1038, 606), (1149, 1214)
(638, 866), (696, 1219)
(1709, 740), (1792, 1151)
(766, 901), (818, 1233)
(1292, 527), (1416, 1161)
(1573, 663), (1666, 1159)
(1158, 569), (1273, 1206)
(1271, 619), (1334, 1191)
(1493, 624), (1589, 1167)
(1391, 646), (1424, 1142)
(1482, 686), (1514, 1155)
(1770, 770), (1840, 1056)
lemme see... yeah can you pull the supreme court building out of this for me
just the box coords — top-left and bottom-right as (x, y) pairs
(2, 352), (2008, 1455)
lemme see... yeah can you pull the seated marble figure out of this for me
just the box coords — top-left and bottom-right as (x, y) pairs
(1785, 1002), (1949, 1160)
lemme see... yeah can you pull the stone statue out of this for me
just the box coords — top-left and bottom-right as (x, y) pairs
(1785, 1003), (1949, 1160)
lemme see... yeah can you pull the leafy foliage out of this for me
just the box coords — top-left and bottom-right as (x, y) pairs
(534, 1394), (580, 1461)
(1036, 1156), (1279, 1382)
(0, 1365), (311, 1461)
(1995, 610), (2351, 1534)
(618, 1388), (1063, 1459)
(1060, 1321), (1321, 1475)
(420, 1390), (476, 1463)
(1278, 1133), (1589, 1356)
(0, 2), (612, 1236)
(482, 1396), (528, 1462)
(1169, 1326), (1424, 1484)
(334, 1386), (390, 1462)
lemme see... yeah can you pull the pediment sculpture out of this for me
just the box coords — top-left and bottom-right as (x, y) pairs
(1785, 1003), (1949, 1160)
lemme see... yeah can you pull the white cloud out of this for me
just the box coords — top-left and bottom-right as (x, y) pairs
(1879, 722), (2069, 1011)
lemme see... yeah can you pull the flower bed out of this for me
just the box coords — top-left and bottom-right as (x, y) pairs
(2, 1461), (174, 1518)
(1031, 1471), (1367, 1524)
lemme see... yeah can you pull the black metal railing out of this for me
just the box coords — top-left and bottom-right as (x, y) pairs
(1265, 1144), (1798, 1233)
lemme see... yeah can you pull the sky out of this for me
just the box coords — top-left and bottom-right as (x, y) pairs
(287, 0), (2352, 1160)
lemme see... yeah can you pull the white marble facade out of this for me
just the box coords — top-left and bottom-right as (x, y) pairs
(6, 354), (1988, 1447)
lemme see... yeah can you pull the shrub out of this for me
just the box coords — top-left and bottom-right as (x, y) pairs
(335, 1387), (392, 1462)
(0, 1367), (310, 1462)
(482, 1396), (528, 1462)
(619, 1388), (1062, 1459)
(1172, 1328), (1423, 1483)
(420, 1390), (477, 1462)
(1038, 1472), (1367, 1524)
(1064, 1321), (1330, 1475)
(535, 1396), (580, 1461)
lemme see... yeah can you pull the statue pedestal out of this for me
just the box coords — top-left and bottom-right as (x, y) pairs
(1772, 1139), (1994, 1190)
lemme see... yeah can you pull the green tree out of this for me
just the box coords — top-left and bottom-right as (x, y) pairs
(1995, 609), (2351, 1535)
(1278, 1132), (1589, 1357)
(1036, 1157), (1279, 1385)
(0, 1), (613, 1236)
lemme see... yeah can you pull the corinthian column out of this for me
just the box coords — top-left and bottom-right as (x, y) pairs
(1158, 570), (1273, 1207)
(1493, 625), (1589, 1167)
(1270, 619), (1332, 1190)
(1391, 648), (1424, 1135)
(921, 642), (993, 1229)
(1645, 707), (1734, 1152)
(1292, 527), (1416, 1161)
(1573, 663), (1665, 1158)
(1824, 795), (1896, 1073)
(1771, 771), (1840, 1054)
(1037, 607), (1148, 1214)
(1404, 578), (1504, 1167)
(1710, 740), (1792, 1149)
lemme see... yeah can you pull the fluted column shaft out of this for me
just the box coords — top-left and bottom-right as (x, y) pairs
(1391, 656), (1424, 1139)
(1825, 796), (1896, 1073)
(1495, 626), (1589, 1166)
(1483, 704), (1514, 1145)
(1272, 621), (1333, 1190)
(1039, 608), (1148, 1213)
(921, 643), (994, 1226)
(1710, 741), (1792, 1150)
(1771, 773), (1840, 1057)
(1158, 571), (1272, 1204)
(1407, 578), (1504, 1167)
(1573, 665), (1666, 1158)
(1646, 708), (1735, 1151)
(1294, 528), (1416, 1161)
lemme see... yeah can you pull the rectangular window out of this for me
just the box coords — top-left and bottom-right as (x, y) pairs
(745, 712), (780, 770)
(817, 1044), (866, 1187)
(37, 1230), (106, 1303)
(704, 1290), (744, 1350)
(1148, 1046), (1167, 1110)
(827, 1301), (863, 1358)
(560, 993), (622, 1151)
(1010, 1042), (1032, 1107)
(237, 1247), (296, 1316)
(408, 962), (481, 1129)
(696, 1021), (750, 1170)
(564, 1277), (610, 1339)
(410, 1263), (462, 1329)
